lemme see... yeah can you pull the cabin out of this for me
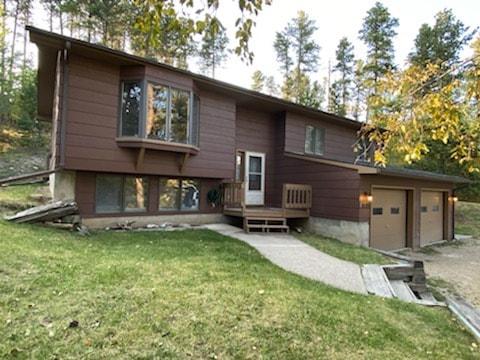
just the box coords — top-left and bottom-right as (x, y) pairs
(28, 26), (469, 251)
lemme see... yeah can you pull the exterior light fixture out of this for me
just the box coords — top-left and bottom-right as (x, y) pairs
(359, 192), (373, 207)
(449, 196), (458, 203)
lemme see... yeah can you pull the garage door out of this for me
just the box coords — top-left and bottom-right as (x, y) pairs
(371, 189), (407, 251)
(420, 191), (444, 246)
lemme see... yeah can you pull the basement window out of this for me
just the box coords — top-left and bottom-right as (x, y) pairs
(96, 174), (149, 213)
(159, 178), (200, 211)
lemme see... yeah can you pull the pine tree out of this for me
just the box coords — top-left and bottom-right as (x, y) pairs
(274, 11), (320, 103)
(332, 37), (354, 116)
(359, 1), (399, 103)
(265, 76), (278, 96)
(251, 70), (265, 92)
(198, 23), (229, 78)
(352, 59), (366, 121)
(273, 30), (292, 78)
(409, 9), (475, 69)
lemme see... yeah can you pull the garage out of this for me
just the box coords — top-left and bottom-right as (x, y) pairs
(420, 191), (444, 246)
(370, 189), (407, 251)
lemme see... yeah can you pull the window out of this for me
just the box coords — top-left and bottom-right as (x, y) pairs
(372, 207), (383, 215)
(170, 88), (190, 143)
(432, 205), (440, 212)
(305, 125), (325, 156)
(147, 84), (168, 140)
(120, 80), (199, 146)
(159, 179), (180, 210)
(159, 178), (200, 211)
(121, 82), (142, 137)
(391, 207), (400, 215)
(96, 175), (148, 213)
(421, 206), (428, 213)
(181, 180), (200, 211)
(248, 156), (262, 191)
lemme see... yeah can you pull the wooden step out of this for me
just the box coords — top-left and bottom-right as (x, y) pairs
(447, 296), (480, 341)
(390, 280), (417, 302)
(361, 264), (394, 298)
(244, 217), (289, 233)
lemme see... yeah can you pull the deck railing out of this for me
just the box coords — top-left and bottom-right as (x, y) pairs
(223, 181), (312, 212)
(282, 183), (312, 210)
(223, 181), (245, 209)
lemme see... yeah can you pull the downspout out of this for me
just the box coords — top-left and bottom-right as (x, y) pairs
(59, 41), (70, 168)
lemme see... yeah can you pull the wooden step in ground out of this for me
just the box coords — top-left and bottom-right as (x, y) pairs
(244, 217), (289, 233)
(447, 296), (480, 341)
(361, 264), (394, 298)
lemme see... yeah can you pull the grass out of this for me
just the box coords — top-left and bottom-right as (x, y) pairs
(297, 233), (393, 265)
(0, 222), (477, 358)
(0, 183), (49, 212)
(456, 201), (480, 238)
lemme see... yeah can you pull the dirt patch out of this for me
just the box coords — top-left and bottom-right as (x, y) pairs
(403, 239), (480, 307)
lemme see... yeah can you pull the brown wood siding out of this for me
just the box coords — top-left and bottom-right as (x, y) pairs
(63, 54), (235, 179)
(235, 107), (279, 205)
(274, 153), (362, 222)
(284, 112), (358, 162)
(75, 171), (222, 217)
(360, 175), (454, 247)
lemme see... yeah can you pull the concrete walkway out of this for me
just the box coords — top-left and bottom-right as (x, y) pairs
(204, 224), (367, 295)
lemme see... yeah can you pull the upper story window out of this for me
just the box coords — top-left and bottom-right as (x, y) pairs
(121, 82), (143, 137)
(120, 80), (199, 146)
(305, 125), (325, 156)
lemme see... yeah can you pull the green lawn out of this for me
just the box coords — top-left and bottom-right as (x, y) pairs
(0, 221), (478, 359)
(456, 201), (480, 238)
(0, 183), (49, 212)
(297, 233), (393, 265)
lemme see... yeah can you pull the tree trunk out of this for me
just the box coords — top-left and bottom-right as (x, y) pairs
(59, 10), (64, 34)
(49, 3), (53, 31)
(0, 0), (7, 89)
(9, 1), (19, 77)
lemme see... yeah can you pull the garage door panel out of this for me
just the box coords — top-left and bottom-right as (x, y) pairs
(421, 191), (444, 246)
(371, 189), (407, 251)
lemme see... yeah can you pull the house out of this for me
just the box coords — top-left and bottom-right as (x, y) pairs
(27, 26), (469, 251)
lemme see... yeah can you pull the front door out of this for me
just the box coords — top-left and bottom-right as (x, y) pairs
(245, 152), (265, 206)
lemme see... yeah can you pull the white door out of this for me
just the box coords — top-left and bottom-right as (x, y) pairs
(245, 152), (265, 205)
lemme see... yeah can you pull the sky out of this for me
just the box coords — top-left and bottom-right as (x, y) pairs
(27, 0), (480, 89)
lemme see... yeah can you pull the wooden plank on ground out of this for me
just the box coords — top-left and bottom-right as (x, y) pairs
(361, 264), (394, 298)
(447, 296), (480, 341)
(390, 280), (417, 303)
(0, 169), (57, 185)
(5, 200), (79, 223)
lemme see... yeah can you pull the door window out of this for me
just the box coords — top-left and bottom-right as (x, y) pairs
(248, 156), (262, 191)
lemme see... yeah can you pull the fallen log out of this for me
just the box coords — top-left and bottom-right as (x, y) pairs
(5, 200), (79, 224)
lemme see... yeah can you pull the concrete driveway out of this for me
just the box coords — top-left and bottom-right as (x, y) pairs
(403, 238), (480, 307)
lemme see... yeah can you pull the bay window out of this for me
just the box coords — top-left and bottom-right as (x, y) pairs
(120, 80), (199, 146)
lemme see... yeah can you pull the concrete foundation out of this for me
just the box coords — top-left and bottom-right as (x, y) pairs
(83, 213), (227, 229)
(306, 217), (370, 247)
(49, 170), (76, 201)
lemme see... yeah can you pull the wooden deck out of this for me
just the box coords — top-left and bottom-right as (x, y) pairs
(223, 206), (309, 219)
(223, 182), (312, 233)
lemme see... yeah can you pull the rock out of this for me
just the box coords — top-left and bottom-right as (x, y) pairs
(68, 320), (79, 328)
(146, 224), (159, 229)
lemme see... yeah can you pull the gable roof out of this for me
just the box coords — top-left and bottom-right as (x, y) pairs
(27, 25), (361, 129)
